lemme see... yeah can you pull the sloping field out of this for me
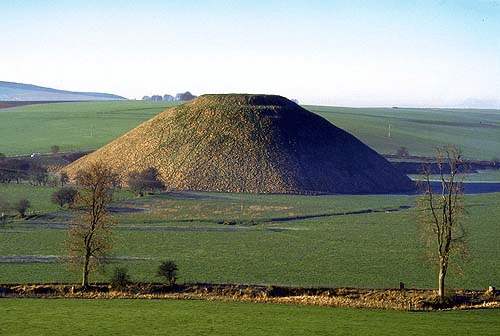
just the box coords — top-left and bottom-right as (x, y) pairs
(1, 101), (498, 160)
(308, 105), (500, 161)
(0, 101), (176, 155)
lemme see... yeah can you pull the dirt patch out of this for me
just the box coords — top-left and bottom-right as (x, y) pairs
(0, 283), (498, 311)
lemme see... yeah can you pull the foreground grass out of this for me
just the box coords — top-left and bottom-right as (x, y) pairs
(0, 299), (498, 336)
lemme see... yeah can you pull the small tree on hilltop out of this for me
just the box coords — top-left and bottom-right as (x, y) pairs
(128, 167), (165, 196)
(158, 260), (178, 286)
(51, 145), (60, 155)
(51, 187), (78, 208)
(67, 162), (119, 289)
(14, 199), (30, 218)
(396, 146), (410, 158)
(416, 145), (468, 299)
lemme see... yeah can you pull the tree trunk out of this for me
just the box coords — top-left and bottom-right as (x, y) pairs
(438, 264), (446, 299)
(82, 254), (90, 288)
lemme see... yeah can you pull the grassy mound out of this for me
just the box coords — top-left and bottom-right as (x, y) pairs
(64, 94), (413, 194)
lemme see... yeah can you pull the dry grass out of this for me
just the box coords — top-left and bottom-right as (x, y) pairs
(2, 283), (498, 311)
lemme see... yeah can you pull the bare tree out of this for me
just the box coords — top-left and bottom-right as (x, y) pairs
(59, 172), (69, 187)
(67, 162), (119, 288)
(14, 199), (30, 218)
(416, 145), (468, 299)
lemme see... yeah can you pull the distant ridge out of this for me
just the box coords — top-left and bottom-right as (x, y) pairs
(0, 81), (126, 101)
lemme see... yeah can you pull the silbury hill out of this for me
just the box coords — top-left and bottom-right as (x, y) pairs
(63, 94), (414, 194)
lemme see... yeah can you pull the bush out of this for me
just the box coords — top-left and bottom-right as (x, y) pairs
(0, 197), (9, 225)
(396, 146), (410, 158)
(14, 199), (30, 218)
(51, 145), (60, 154)
(51, 187), (78, 208)
(128, 167), (164, 196)
(110, 267), (131, 290)
(157, 260), (178, 286)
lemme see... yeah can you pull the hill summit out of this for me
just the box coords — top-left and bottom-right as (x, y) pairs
(64, 94), (414, 194)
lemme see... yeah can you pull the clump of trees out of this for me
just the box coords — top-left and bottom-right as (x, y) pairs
(142, 91), (196, 102)
(158, 260), (178, 286)
(67, 162), (120, 288)
(0, 158), (48, 185)
(127, 167), (164, 196)
(417, 145), (468, 299)
(51, 187), (78, 208)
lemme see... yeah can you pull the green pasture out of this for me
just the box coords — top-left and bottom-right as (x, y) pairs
(0, 184), (498, 289)
(0, 101), (175, 156)
(307, 105), (500, 160)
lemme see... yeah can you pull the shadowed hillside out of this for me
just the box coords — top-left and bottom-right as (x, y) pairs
(63, 94), (414, 194)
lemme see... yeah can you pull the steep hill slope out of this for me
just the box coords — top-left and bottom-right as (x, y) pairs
(64, 94), (414, 194)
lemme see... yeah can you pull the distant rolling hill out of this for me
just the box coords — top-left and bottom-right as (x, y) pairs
(0, 81), (125, 101)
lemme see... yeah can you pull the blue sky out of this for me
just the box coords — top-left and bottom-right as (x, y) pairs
(1, 0), (499, 107)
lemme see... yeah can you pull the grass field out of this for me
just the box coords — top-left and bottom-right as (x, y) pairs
(0, 299), (499, 336)
(1, 101), (498, 160)
(0, 101), (175, 156)
(307, 105), (500, 161)
(1, 183), (498, 289)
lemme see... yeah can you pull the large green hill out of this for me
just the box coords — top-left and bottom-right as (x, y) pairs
(64, 95), (413, 194)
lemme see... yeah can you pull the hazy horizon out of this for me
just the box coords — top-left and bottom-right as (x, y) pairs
(1, 0), (499, 108)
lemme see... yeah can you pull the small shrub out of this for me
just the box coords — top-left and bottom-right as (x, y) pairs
(396, 146), (410, 157)
(0, 197), (9, 225)
(110, 267), (131, 290)
(51, 145), (60, 154)
(157, 260), (178, 286)
(51, 187), (78, 208)
(14, 199), (30, 218)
